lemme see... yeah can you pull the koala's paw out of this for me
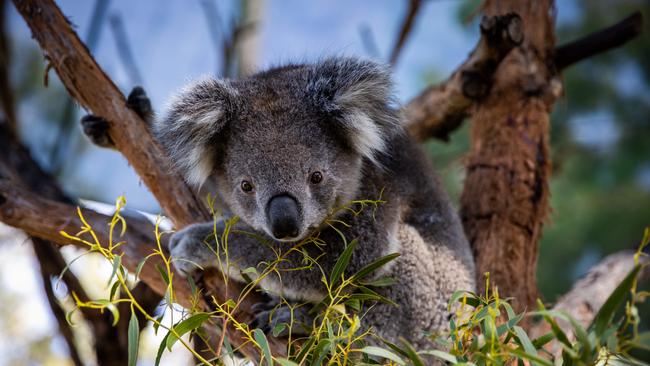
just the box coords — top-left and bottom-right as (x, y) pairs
(126, 86), (153, 121)
(81, 115), (115, 148)
(168, 227), (216, 277)
(250, 298), (312, 337)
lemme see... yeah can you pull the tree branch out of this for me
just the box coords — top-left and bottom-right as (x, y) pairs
(389, 0), (423, 66)
(403, 12), (523, 142)
(530, 251), (649, 356)
(12, 0), (207, 228)
(32, 238), (85, 366)
(403, 12), (643, 143)
(555, 12), (643, 71)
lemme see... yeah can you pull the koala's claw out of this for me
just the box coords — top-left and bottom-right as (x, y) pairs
(126, 86), (153, 121)
(81, 114), (115, 148)
(167, 224), (218, 277)
(250, 299), (312, 337)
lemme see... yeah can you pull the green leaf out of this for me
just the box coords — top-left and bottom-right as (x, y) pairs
(509, 348), (553, 366)
(398, 338), (424, 366)
(109, 281), (121, 301)
(253, 328), (273, 366)
(590, 264), (641, 335)
(566, 313), (591, 360)
(501, 301), (518, 320)
(223, 335), (235, 358)
(360, 276), (396, 287)
(513, 326), (540, 365)
(166, 313), (211, 351)
(153, 314), (164, 334)
(345, 298), (361, 311)
(106, 303), (120, 326)
(359, 346), (405, 365)
(294, 337), (315, 364)
(330, 239), (358, 286)
(276, 359), (299, 366)
(419, 350), (458, 364)
(482, 315), (498, 346)
(135, 256), (150, 280)
(272, 324), (286, 337)
(497, 311), (524, 336)
(351, 253), (400, 282)
(128, 312), (140, 366)
(107, 255), (122, 286)
(356, 286), (397, 306)
(449, 290), (482, 310)
(312, 339), (332, 366)
(535, 305), (572, 349)
(155, 264), (170, 285)
(155, 332), (170, 366)
(532, 332), (555, 348)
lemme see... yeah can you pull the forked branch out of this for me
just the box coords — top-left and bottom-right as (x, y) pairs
(403, 13), (523, 141)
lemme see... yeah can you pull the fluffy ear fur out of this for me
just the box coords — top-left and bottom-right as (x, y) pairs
(306, 58), (402, 165)
(154, 77), (238, 186)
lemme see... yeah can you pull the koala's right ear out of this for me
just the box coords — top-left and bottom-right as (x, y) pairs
(154, 78), (238, 187)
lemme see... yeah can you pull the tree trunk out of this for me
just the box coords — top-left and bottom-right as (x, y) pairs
(460, 0), (558, 311)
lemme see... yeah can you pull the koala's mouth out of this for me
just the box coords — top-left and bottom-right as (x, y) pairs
(266, 225), (319, 244)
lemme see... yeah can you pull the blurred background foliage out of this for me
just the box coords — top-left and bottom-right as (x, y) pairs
(0, 0), (648, 364)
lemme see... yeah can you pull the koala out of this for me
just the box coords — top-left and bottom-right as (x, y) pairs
(82, 58), (475, 350)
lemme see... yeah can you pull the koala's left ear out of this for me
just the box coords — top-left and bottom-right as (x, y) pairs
(307, 58), (402, 165)
(154, 77), (239, 186)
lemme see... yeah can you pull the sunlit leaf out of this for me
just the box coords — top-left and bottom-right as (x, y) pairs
(253, 328), (273, 366)
(166, 313), (211, 351)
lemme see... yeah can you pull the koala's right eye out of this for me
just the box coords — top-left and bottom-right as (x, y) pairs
(240, 180), (254, 193)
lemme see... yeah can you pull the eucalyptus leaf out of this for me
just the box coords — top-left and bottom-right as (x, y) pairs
(127, 312), (139, 366)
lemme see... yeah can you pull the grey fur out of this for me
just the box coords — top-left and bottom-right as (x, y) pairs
(159, 57), (475, 349)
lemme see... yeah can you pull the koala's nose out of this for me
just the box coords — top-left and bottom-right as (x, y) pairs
(266, 194), (300, 240)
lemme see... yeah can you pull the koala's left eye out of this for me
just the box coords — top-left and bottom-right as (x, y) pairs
(310, 171), (323, 184)
(241, 180), (254, 193)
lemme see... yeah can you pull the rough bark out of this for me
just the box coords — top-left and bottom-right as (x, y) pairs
(460, 0), (558, 311)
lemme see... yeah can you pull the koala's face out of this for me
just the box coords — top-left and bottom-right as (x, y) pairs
(216, 118), (363, 241)
(156, 58), (401, 242)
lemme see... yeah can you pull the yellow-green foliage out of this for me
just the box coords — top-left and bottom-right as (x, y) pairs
(61, 196), (649, 365)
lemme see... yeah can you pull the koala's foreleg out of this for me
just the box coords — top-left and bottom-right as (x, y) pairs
(167, 222), (220, 276)
(80, 86), (153, 149)
(168, 221), (319, 336)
